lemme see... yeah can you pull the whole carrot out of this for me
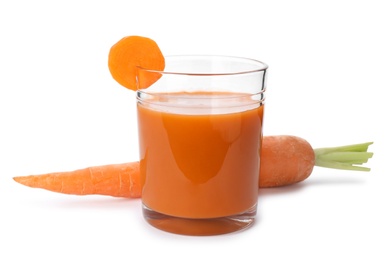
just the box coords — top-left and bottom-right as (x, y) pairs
(13, 135), (373, 197)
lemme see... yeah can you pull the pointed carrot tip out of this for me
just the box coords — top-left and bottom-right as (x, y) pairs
(13, 176), (30, 186)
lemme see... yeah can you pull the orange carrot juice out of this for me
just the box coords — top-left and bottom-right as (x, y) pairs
(137, 92), (264, 220)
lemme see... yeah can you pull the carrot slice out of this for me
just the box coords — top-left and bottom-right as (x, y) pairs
(108, 36), (165, 91)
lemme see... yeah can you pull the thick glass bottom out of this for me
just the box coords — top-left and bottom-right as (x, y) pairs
(142, 204), (257, 236)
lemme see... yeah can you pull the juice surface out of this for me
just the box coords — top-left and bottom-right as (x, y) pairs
(137, 92), (264, 219)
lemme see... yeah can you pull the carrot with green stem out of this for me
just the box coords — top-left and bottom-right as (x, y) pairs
(13, 135), (373, 198)
(258, 135), (373, 188)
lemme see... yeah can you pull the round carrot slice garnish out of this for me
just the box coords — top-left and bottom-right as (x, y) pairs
(108, 36), (165, 91)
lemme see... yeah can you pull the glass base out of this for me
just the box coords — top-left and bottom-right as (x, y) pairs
(142, 204), (257, 236)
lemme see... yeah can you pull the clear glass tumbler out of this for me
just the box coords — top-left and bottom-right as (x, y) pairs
(136, 55), (268, 235)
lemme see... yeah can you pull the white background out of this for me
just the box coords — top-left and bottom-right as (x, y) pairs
(1, 0), (386, 259)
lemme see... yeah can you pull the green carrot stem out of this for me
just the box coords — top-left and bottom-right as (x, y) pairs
(314, 142), (374, 171)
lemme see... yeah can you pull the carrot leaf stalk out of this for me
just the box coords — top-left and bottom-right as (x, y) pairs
(314, 142), (374, 171)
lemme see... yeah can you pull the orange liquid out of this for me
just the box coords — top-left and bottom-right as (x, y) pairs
(137, 92), (264, 219)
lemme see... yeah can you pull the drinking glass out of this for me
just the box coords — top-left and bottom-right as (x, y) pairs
(136, 55), (268, 235)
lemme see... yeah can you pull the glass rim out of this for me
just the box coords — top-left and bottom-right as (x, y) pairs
(136, 55), (268, 76)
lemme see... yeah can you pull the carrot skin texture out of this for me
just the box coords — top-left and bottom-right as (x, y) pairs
(259, 135), (315, 188)
(13, 162), (140, 198)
